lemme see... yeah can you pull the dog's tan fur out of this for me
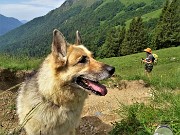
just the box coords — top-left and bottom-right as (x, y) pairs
(17, 29), (114, 135)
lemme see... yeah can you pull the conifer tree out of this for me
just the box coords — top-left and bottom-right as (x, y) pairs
(98, 28), (116, 58)
(117, 26), (126, 56)
(98, 27), (126, 58)
(120, 17), (147, 55)
(120, 18), (135, 55)
(159, 0), (169, 22)
(152, 0), (180, 49)
(165, 0), (180, 47)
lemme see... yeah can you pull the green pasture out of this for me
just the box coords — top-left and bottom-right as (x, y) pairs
(101, 47), (180, 90)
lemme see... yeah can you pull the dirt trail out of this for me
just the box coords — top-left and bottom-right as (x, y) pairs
(77, 80), (152, 135)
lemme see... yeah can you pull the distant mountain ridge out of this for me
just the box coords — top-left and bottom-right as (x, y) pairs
(0, 0), (165, 57)
(0, 14), (23, 35)
(21, 20), (28, 24)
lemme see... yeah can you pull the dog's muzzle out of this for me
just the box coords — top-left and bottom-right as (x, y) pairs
(74, 64), (115, 96)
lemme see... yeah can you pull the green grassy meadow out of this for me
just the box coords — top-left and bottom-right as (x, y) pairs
(0, 55), (42, 70)
(101, 47), (180, 90)
(100, 47), (180, 134)
(125, 8), (162, 28)
(120, 0), (152, 6)
(0, 47), (179, 134)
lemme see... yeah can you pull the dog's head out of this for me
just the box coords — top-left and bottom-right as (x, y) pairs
(50, 29), (115, 96)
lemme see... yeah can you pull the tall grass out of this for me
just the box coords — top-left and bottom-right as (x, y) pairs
(0, 54), (42, 70)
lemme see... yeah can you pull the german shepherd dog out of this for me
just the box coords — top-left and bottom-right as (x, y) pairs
(17, 29), (115, 135)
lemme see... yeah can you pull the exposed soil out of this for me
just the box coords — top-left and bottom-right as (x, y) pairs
(0, 68), (35, 91)
(0, 69), (152, 135)
(77, 80), (152, 135)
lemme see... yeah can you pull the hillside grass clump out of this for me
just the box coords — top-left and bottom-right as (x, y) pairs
(109, 90), (180, 135)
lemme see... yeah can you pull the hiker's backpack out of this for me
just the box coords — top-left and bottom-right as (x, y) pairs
(152, 53), (158, 64)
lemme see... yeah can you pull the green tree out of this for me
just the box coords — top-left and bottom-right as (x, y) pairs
(165, 0), (180, 47)
(98, 26), (126, 58)
(117, 26), (126, 56)
(120, 17), (148, 55)
(98, 27), (118, 58)
(159, 0), (170, 22)
(152, 0), (180, 49)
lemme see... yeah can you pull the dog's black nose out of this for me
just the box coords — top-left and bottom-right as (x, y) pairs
(105, 65), (115, 75)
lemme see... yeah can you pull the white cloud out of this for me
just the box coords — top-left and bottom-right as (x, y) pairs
(0, 0), (65, 21)
(23, 0), (65, 8)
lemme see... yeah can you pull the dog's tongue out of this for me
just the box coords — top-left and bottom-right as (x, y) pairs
(86, 80), (107, 96)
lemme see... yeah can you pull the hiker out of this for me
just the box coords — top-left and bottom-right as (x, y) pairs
(142, 48), (154, 77)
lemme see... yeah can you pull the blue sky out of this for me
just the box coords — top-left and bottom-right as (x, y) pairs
(0, 0), (65, 21)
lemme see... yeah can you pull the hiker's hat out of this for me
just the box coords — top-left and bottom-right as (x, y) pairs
(144, 48), (152, 53)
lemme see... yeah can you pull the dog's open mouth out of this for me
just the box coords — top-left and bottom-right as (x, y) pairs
(76, 76), (107, 96)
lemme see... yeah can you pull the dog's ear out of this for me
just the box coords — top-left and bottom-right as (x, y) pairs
(52, 29), (67, 57)
(75, 30), (82, 45)
(52, 29), (67, 67)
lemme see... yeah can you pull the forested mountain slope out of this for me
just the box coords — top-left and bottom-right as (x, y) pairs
(0, 14), (23, 36)
(0, 0), (165, 57)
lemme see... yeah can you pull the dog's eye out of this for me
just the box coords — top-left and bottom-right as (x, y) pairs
(78, 56), (88, 64)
